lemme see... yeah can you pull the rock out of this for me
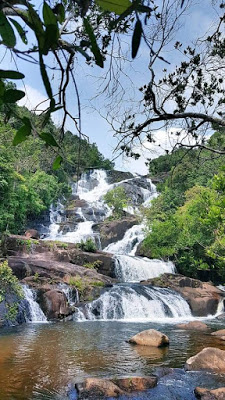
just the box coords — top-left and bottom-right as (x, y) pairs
(40, 289), (72, 320)
(128, 329), (169, 347)
(211, 329), (225, 336)
(185, 347), (225, 372)
(25, 229), (40, 239)
(112, 376), (157, 392)
(176, 321), (209, 331)
(75, 376), (158, 399)
(96, 217), (139, 249)
(194, 387), (225, 399)
(75, 378), (124, 399)
(143, 274), (224, 317)
(106, 170), (134, 184)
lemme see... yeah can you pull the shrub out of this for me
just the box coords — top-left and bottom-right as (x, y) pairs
(83, 260), (103, 269)
(78, 238), (97, 253)
(104, 186), (129, 218)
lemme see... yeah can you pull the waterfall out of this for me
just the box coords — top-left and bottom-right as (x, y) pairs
(58, 283), (79, 306)
(22, 285), (47, 323)
(114, 255), (176, 282)
(104, 223), (146, 255)
(75, 284), (192, 322)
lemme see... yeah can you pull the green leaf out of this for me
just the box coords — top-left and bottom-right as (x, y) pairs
(9, 19), (28, 45)
(0, 11), (16, 48)
(83, 18), (104, 68)
(27, 3), (45, 50)
(0, 70), (25, 80)
(39, 132), (59, 147)
(132, 19), (142, 59)
(43, 1), (58, 26)
(96, 0), (131, 15)
(39, 53), (53, 99)
(54, 3), (65, 24)
(53, 155), (63, 170)
(13, 124), (31, 146)
(42, 24), (59, 54)
(3, 89), (25, 103)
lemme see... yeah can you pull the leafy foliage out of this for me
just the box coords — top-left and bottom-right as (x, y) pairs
(104, 186), (129, 218)
(78, 238), (97, 253)
(0, 261), (23, 303)
(143, 137), (225, 281)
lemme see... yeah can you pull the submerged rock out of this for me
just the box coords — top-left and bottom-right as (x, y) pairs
(128, 329), (169, 347)
(211, 329), (225, 338)
(185, 348), (225, 372)
(75, 376), (157, 399)
(194, 387), (225, 399)
(176, 321), (209, 331)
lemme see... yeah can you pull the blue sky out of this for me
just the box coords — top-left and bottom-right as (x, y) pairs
(0, 1), (221, 174)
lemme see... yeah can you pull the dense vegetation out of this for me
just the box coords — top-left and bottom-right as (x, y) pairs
(0, 105), (113, 235)
(143, 131), (225, 282)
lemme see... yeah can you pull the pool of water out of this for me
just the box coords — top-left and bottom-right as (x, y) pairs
(1, 320), (225, 399)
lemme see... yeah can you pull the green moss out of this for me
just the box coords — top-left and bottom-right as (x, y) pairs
(83, 260), (103, 269)
(91, 281), (104, 287)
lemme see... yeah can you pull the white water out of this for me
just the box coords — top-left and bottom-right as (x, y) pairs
(42, 169), (223, 323)
(22, 285), (47, 323)
(114, 255), (176, 283)
(76, 285), (192, 322)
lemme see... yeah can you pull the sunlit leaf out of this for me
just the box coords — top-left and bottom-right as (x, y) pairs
(96, 0), (131, 15)
(0, 70), (25, 80)
(43, 1), (58, 26)
(39, 132), (59, 147)
(83, 18), (104, 68)
(0, 11), (16, 48)
(53, 155), (63, 170)
(13, 124), (31, 146)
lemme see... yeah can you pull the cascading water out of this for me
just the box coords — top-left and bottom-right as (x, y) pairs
(43, 169), (204, 323)
(22, 285), (47, 323)
(75, 284), (192, 322)
(114, 256), (176, 283)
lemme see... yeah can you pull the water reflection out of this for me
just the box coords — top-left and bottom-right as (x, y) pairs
(1, 320), (225, 399)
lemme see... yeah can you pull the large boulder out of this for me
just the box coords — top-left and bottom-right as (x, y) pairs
(176, 321), (209, 331)
(194, 387), (225, 399)
(106, 170), (134, 184)
(143, 274), (224, 317)
(76, 378), (124, 399)
(128, 329), (169, 347)
(185, 348), (225, 372)
(75, 376), (157, 399)
(96, 217), (139, 249)
(40, 289), (72, 320)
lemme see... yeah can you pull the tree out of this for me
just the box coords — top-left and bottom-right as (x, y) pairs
(104, 186), (129, 218)
(0, 0), (224, 162)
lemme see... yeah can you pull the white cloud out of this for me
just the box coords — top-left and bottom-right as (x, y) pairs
(18, 85), (49, 113)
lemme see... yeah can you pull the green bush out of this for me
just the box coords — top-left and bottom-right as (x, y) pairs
(78, 238), (97, 253)
(104, 186), (129, 218)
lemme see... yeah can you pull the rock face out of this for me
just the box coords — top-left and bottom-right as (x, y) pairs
(143, 274), (224, 317)
(75, 376), (157, 399)
(176, 321), (209, 331)
(194, 387), (225, 399)
(185, 348), (225, 372)
(128, 329), (169, 347)
(96, 217), (139, 249)
(39, 289), (72, 319)
(106, 170), (134, 184)
(0, 293), (30, 328)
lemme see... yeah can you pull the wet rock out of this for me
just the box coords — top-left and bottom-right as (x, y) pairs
(25, 229), (40, 239)
(194, 387), (225, 399)
(106, 170), (134, 184)
(0, 293), (30, 328)
(128, 329), (169, 347)
(176, 321), (209, 331)
(97, 216), (139, 249)
(76, 378), (124, 399)
(185, 348), (225, 372)
(112, 376), (157, 392)
(75, 376), (157, 399)
(40, 289), (72, 320)
(143, 274), (224, 317)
